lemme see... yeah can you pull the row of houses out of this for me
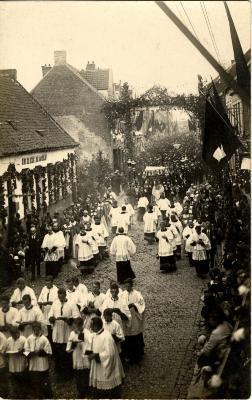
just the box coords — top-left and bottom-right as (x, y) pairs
(0, 51), (124, 228)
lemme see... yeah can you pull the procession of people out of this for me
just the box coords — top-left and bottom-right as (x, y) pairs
(0, 171), (250, 399)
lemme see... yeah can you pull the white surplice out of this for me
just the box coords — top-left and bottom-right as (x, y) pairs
(100, 295), (131, 334)
(48, 299), (80, 343)
(116, 213), (130, 234)
(143, 212), (158, 233)
(10, 286), (37, 309)
(0, 307), (19, 337)
(17, 306), (44, 338)
(102, 319), (124, 353)
(66, 328), (93, 369)
(122, 289), (145, 336)
(6, 335), (27, 372)
(91, 223), (109, 247)
(110, 234), (136, 262)
(25, 333), (52, 371)
(38, 285), (59, 325)
(156, 229), (174, 257)
(89, 329), (125, 390)
(75, 233), (93, 262)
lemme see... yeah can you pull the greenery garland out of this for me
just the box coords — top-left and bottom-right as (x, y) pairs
(20, 169), (30, 217)
(103, 85), (200, 129)
(47, 164), (54, 205)
(0, 155), (76, 217)
(0, 177), (7, 226)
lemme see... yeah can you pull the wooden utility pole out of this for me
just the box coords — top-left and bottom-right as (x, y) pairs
(155, 1), (250, 106)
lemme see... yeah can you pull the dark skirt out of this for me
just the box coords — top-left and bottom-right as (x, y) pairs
(111, 226), (117, 234)
(74, 369), (90, 398)
(45, 261), (59, 278)
(137, 207), (145, 222)
(79, 258), (94, 274)
(160, 255), (176, 272)
(175, 244), (182, 260)
(144, 232), (155, 244)
(194, 259), (209, 277)
(116, 260), (136, 284)
(160, 210), (167, 220)
(121, 333), (145, 363)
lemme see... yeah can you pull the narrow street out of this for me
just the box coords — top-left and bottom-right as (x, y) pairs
(18, 215), (207, 399)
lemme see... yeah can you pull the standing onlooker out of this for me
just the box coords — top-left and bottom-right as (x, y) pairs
(25, 224), (42, 281)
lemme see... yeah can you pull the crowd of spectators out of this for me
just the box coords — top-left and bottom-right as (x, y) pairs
(187, 177), (250, 399)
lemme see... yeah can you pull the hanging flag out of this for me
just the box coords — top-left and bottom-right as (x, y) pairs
(211, 80), (231, 125)
(135, 110), (144, 131)
(202, 98), (242, 171)
(147, 110), (155, 134)
(224, 1), (250, 93)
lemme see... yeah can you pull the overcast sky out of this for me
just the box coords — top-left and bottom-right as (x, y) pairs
(0, 1), (250, 95)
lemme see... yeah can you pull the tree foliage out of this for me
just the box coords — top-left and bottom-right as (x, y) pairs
(77, 151), (113, 200)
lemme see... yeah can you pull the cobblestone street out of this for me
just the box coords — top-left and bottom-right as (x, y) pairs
(13, 217), (207, 399)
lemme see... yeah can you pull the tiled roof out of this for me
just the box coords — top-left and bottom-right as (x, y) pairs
(31, 63), (105, 102)
(0, 76), (78, 157)
(80, 68), (110, 91)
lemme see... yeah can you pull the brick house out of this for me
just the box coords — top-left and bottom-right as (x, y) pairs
(31, 51), (113, 162)
(0, 70), (78, 228)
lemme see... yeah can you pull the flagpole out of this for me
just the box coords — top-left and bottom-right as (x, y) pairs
(155, 1), (250, 105)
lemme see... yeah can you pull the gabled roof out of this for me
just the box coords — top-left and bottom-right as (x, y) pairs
(80, 68), (110, 91)
(31, 63), (105, 101)
(0, 75), (78, 157)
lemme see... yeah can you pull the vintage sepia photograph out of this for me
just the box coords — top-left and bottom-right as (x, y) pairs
(0, 1), (250, 399)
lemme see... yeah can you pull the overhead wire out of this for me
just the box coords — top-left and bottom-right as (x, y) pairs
(200, 1), (222, 64)
(179, 1), (199, 40)
(173, 1), (188, 27)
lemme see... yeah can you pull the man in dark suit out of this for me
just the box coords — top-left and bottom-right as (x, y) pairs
(25, 224), (41, 281)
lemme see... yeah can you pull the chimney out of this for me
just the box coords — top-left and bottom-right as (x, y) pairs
(0, 69), (17, 80)
(41, 64), (52, 77)
(54, 50), (67, 66)
(86, 61), (96, 70)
